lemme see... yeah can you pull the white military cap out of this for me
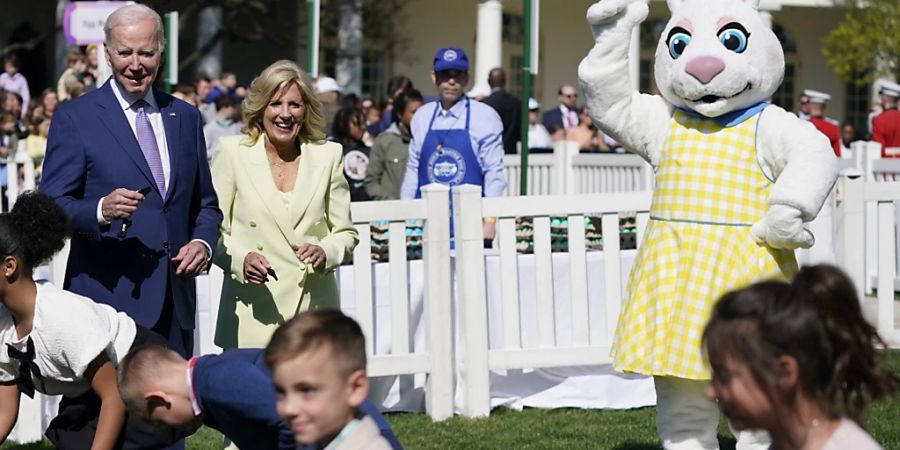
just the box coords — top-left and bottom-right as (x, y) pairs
(879, 81), (900, 98)
(315, 76), (340, 94)
(528, 97), (540, 110)
(802, 89), (831, 104)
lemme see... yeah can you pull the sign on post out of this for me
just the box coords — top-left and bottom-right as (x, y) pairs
(62, 1), (131, 45)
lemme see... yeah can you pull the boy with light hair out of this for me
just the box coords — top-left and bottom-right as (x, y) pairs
(265, 310), (395, 450)
(117, 340), (399, 449)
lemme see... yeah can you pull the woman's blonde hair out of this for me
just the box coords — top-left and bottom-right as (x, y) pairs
(242, 60), (326, 144)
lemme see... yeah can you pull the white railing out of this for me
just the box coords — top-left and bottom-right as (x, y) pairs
(3, 141), (37, 212)
(503, 141), (652, 196)
(343, 184), (454, 420)
(570, 153), (653, 194)
(451, 184), (652, 417)
(836, 175), (900, 347)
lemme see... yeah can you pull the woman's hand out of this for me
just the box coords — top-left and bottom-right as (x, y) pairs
(291, 243), (326, 270)
(243, 251), (273, 284)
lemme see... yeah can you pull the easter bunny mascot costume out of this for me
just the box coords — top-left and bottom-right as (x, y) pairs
(578, 0), (838, 448)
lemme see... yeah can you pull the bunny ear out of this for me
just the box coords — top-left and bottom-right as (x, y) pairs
(666, 0), (685, 12)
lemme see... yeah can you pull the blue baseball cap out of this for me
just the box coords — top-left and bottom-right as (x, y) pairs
(433, 47), (469, 73)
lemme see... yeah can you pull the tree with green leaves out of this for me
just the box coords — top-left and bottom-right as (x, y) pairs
(822, 0), (900, 84)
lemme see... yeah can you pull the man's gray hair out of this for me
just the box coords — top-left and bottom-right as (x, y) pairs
(103, 4), (166, 49)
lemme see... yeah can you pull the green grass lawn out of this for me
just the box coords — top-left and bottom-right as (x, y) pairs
(4, 351), (900, 449)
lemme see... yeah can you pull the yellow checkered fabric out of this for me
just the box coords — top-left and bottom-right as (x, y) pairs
(611, 109), (797, 380)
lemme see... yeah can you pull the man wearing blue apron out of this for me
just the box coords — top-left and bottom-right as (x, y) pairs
(399, 47), (506, 243)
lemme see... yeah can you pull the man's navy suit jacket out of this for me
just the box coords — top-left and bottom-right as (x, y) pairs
(40, 80), (222, 330)
(192, 349), (296, 450)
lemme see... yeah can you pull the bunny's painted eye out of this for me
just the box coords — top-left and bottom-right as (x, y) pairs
(666, 27), (692, 59)
(717, 22), (750, 53)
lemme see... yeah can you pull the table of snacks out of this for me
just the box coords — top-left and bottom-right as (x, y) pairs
(336, 247), (656, 413)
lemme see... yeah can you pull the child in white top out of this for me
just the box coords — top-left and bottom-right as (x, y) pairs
(703, 265), (897, 450)
(0, 192), (180, 450)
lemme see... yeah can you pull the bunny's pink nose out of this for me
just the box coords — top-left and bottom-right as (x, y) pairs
(685, 56), (725, 85)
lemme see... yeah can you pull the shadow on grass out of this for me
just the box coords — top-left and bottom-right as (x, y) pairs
(611, 444), (660, 450)
(610, 434), (736, 450)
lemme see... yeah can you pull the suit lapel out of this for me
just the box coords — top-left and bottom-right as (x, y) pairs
(241, 139), (297, 243)
(157, 90), (180, 204)
(96, 82), (157, 190)
(290, 142), (325, 228)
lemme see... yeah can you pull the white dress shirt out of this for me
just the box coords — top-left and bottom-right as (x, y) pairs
(560, 105), (578, 130)
(96, 80), (171, 224)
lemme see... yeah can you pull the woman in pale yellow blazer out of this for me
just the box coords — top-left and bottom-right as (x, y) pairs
(212, 60), (358, 349)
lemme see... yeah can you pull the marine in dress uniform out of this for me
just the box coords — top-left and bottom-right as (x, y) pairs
(872, 81), (900, 157)
(803, 89), (841, 157)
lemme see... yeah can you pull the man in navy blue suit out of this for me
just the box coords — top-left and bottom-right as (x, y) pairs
(41, 4), (222, 359)
(541, 84), (581, 133)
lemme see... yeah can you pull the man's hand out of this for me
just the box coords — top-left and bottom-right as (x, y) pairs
(482, 220), (497, 241)
(101, 188), (146, 222)
(243, 252), (272, 285)
(172, 241), (209, 277)
(291, 243), (326, 270)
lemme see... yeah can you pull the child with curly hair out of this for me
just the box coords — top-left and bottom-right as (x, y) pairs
(0, 192), (181, 449)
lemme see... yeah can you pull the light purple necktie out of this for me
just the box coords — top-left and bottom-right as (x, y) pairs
(133, 100), (166, 196)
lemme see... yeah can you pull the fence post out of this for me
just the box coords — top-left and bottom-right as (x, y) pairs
(835, 174), (865, 302)
(5, 156), (17, 211)
(452, 184), (491, 418)
(204, 265), (224, 354)
(553, 141), (566, 195)
(420, 184), (454, 420)
(876, 201), (897, 339)
(17, 146), (36, 191)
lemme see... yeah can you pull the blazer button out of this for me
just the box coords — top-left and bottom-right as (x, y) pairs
(162, 241), (169, 249)
(256, 243), (263, 251)
(163, 207), (169, 214)
(249, 221), (257, 228)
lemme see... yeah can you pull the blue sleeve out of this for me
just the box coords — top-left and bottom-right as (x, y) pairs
(359, 399), (403, 450)
(40, 106), (104, 237)
(476, 106), (507, 197)
(197, 361), (293, 450)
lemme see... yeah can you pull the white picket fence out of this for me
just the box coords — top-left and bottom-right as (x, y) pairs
(503, 141), (653, 196)
(836, 175), (900, 347)
(344, 184), (454, 420)
(3, 141), (38, 212)
(452, 185), (651, 417)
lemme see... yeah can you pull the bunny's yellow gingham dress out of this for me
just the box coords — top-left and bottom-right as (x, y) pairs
(611, 108), (797, 380)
